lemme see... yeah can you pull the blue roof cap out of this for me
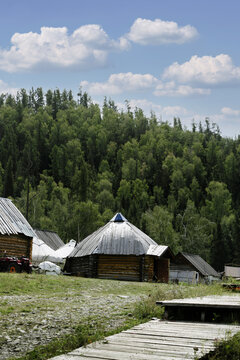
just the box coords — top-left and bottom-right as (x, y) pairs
(110, 213), (127, 222)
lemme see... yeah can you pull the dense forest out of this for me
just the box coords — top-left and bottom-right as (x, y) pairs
(0, 88), (239, 270)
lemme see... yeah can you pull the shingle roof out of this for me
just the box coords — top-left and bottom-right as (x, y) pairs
(180, 252), (219, 277)
(34, 229), (64, 250)
(0, 198), (36, 238)
(69, 213), (158, 258)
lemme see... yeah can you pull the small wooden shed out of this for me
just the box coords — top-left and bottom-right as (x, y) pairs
(65, 213), (173, 282)
(0, 198), (36, 259)
(170, 252), (220, 283)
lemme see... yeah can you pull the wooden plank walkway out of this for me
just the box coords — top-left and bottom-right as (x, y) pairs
(50, 319), (240, 360)
(157, 295), (240, 322)
(157, 295), (240, 308)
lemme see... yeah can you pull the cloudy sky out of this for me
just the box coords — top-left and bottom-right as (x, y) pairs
(0, 0), (240, 137)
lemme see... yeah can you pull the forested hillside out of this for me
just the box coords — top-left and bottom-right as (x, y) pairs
(0, 88), (239, 270)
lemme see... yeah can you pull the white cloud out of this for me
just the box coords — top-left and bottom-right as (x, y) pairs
(0, 25), (129, 72)
(116, 99), (162, 113)
(163, 54), (240, 85)
(154, 81), (210, 96)
(221, 107), (240, 117)
(0, 17), (198, 73)
(0, 80), (18, 94)
(81, 72), (210, 98)
(80, 72), (158, 95)
(162, 105), (188, 117)
(126, 18), (198, 45)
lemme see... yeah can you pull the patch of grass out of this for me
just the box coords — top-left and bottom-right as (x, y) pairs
(0, 336), (7, 346)
(0, 306), (14, 315)
(199, 332), (240, 360)
(0, 273), (227, 299)
(0, 273), (156, 297)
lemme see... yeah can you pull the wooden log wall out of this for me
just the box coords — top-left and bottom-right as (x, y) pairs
(66, 255), (98, 277)
(142, 255), (154, 282)
(66, 254), (170, 283)
(89, 255), (98, 277)
(142, 256), (170, 283)
(0, 235), (32, 260)
(97, 255), (141, 281)
(65, 257), (88, 276)
(66, 256), (89, 276)
(158, 258), (169, 283)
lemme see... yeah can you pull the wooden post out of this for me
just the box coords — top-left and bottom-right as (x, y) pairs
(140, 255), (145, 282)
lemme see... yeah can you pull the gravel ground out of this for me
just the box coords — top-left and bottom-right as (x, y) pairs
(0, 289), (142, 360)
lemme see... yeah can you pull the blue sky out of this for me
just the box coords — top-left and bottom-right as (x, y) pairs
(0, 0), (240, 137)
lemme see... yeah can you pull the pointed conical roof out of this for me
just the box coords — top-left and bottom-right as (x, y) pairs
(110, 213), (127, 222)
(68, 213), (158, 258)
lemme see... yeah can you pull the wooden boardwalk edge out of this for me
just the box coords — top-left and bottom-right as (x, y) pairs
(49, 319), (240, 360)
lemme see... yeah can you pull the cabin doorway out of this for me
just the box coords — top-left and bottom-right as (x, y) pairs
(154, 257), (169, 283)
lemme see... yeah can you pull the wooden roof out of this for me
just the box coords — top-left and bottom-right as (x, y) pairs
(69, 213), (172, 258)
(176, 252), (219, 277)
(0, 197), (36, 238)
(34, 229), (64, 250)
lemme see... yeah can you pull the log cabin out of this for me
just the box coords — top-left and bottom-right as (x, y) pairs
(65, 213), (173, 282)
(0, 197), (36, 259)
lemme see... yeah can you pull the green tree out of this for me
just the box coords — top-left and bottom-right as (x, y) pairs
(143, 205), (181, 254)
(4, 157), (14, 197)
(202, 181), (235, 269)
(69, 201), (102, 241)
(176, 200), (214, 261)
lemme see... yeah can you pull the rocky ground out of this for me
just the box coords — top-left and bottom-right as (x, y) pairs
(0, 280), (145, 360)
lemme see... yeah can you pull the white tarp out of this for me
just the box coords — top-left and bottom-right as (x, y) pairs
(32, 237), (64, 264)
(54, 239), (76, 258)
(38, 261), (61, 275)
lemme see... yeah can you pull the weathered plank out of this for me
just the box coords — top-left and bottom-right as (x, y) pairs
(114, 332), (216, 345)
(49, 320), (240, 360)
(157, 295), (240, 308)
(72, 348), (189, 359)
